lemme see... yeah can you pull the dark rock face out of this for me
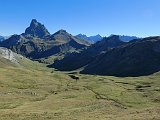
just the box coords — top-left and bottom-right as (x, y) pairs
(24, 19), (50, 39)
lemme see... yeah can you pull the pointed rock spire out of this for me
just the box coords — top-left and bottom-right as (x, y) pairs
(24, 19), (50, 38)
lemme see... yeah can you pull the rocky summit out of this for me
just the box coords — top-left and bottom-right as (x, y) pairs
(24, 19), (50, 39)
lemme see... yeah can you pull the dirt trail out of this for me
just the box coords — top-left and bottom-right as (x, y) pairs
(83, 86), (127, 109)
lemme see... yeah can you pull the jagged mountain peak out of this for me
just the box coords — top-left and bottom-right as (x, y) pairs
(24, 19), (50, 38)
(29, 19), (41, 28)
(31, 19), (38, 24)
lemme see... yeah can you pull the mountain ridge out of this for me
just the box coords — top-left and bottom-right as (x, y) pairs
(76, 34), (140, 43)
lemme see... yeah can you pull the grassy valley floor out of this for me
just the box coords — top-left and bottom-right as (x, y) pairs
(0, 59), (159, 120)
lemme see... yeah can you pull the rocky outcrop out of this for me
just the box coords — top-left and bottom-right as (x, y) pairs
(0, 47), (20, 65)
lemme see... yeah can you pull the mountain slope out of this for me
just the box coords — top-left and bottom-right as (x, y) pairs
(51, 35), (125, 70)
(81, 36), (160, 76)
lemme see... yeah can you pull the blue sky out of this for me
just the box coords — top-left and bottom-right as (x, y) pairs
(0, 0), (160, 37)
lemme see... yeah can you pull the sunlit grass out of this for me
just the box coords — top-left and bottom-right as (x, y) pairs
(0, 57), (159, 120)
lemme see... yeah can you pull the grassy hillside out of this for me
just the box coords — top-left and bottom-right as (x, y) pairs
(0, 57), (159, 120)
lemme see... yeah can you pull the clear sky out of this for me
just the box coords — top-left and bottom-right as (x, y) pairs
(0, 0), (160, 37)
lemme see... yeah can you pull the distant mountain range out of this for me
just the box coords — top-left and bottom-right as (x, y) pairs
(76, 34), (103, 43)
(0, 19), (90, 60)
(76, 34), (139, 43)
(1, 19), (160, 77)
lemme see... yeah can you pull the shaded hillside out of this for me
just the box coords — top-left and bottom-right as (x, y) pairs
(51, 35), (125, 70)
(81, 36), (160, 76)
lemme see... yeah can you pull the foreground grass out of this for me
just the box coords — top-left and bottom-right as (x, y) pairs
(0, 58), (159, 120)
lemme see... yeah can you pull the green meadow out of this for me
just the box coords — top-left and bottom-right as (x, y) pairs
(0, 57), (159, 120)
